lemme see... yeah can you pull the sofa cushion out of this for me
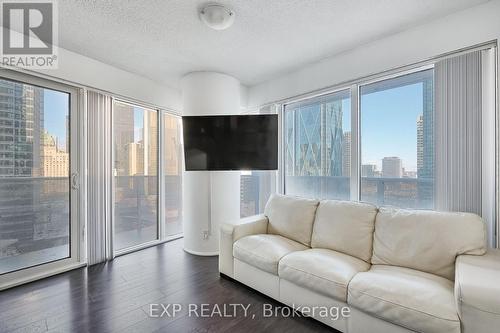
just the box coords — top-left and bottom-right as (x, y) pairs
(279, 248), (370, 302)
(348, 265), (460, 333)
(264, 194), (319, 246)
(311, 200), (377, 262)
(372, 207), (486, 280)
(233, 234), (308, 275)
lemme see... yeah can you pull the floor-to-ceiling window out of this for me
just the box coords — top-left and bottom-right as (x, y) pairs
(163, 113), (183, 237)
(283, 90), (351, 200)
(281, 71), (434, 208)
(113, 101), (158, 251)
(281, 69), (434, 209)
(360, 69), (434, 209)
(0, 70), (82, 288)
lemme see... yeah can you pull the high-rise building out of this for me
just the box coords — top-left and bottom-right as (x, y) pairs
(382, 157), (402, 178)
(0, 80), (44, 251)
(292, 98), (344, 177)
(163, 115), (183, 229)
(40, 131), (69, 177)
(145, 111), (158, 176)
(240, 173), (257, 218)
(164, 116), (181, 175)
(113, 103), (134, 176)
(0, 80), (43, 177)
(361, 164), (377, 177)
(321, 100), (343, 176)
(417, 114), (423, 175)
(127, 142), (144, 175)
(419, 78), (434, 179)
(417, 77), (434, 208)
(342, 131), (351, 177)
(240, 171), (274, 218)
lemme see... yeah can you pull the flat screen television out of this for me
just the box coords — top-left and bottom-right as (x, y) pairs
(182, 114), (278, 171)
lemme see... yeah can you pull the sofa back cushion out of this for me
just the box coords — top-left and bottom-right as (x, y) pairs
(311, 200), (378, 262)
(372, 207), (487, 280)
(264, 194), (319, 246)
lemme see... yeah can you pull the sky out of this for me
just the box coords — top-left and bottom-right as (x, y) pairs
(43, 89), (69, 150)
(360, 82), (423, 172)
(337, 82), (423, 172)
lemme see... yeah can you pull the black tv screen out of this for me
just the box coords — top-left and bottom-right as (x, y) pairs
(182, 115), (278, 171)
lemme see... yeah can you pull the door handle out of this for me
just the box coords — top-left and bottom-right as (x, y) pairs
(71, 172), (79, 190)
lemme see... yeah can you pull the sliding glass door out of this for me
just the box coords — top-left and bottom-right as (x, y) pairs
(113, 101), (159, 251)
(112, 102), (184, 254)
(0, 70), (82, 288)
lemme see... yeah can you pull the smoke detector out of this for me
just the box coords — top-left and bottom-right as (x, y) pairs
(199, 4), (235, 30)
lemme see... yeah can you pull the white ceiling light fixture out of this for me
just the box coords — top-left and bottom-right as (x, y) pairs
(199, 3), (235, 31)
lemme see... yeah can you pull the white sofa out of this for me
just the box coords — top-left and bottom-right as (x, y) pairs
(219, 194), (500, 333)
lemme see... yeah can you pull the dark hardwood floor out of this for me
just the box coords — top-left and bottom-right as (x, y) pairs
(0, 239), (338, 333)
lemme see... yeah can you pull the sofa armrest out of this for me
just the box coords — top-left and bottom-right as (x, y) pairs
(455, 249), (500, 333)
(219, 214), (268, 278)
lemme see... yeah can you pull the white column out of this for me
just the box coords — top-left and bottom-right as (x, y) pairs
(181, 72), (241, 255)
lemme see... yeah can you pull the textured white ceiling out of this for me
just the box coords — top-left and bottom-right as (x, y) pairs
(58, 0), (489, 88)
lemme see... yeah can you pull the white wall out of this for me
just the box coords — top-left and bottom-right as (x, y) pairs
(247, 0), (500, 107)
(29, 45), (181, 111)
